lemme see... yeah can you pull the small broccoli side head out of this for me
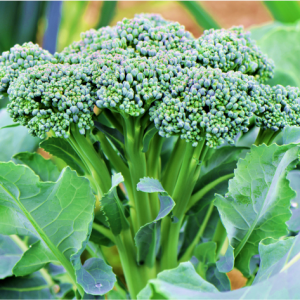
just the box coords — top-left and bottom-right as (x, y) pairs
(2, 13), (297, 148)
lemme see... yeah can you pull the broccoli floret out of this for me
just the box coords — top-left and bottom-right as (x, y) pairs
(195, 27), (274, 82)
(0, 42), (56, 93)
(7, 63), (96, 139)
(253, 84), (300, 131)
(134, 13), (175, 27)
(149, 67), (259, 148)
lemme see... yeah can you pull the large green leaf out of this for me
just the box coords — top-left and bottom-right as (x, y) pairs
(215, 144), (299, 276)
(0, 272), (55, 299)
(101, 173), (129, 236)
(254, 24), (300, 87)
(13, 152), (60, 182)
(13, 240), (58, 276)
(135, 178), (175, 266)
(0, 162), (115, 295)
(0, 109), (39, 161)
(137, 262), (218, 299)
(40, 137), (85, 175)
(286, 170), (300, 232)
(0, 234), (23, 279)
(274, 126), (300, 145)
(254, 236), (296, 284)
(138, 257), (300, 299)
(193, 242), (230, 292)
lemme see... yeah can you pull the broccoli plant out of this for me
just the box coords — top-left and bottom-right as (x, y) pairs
(1, 14), (300, 300)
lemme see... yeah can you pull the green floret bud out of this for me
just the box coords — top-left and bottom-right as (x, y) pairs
(134, 13), (175, 27)
(252, 84), (300, 131)
(7, 63), (96, 138)
(0, 42), (56, 93)
(149, 67), (258, 148)
(195, 26), (274, 82)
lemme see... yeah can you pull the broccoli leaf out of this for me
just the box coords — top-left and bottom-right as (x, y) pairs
(254, 236), (297, 284)
(100, 173), (129, 236)
(0, 109), (39, 161)
(286, 170), (300, 232)
(138, 257), (300, 299)
(13, 152), (60, 182)
(142, 123), (158, 153)
(135, 178), (175, 266)
(255, 24), (300, 87)
(216, 245), (234, 273)
(0, 234), (23, 279)
(0, 162), (116, 295)
(40, 137), (85, 176)
(94, 121), (125, 156)
(0, 272), (55, 299)
(274, 126), (300, 145)
(215, 144), (299, 276)
(13, 240), (58, 276)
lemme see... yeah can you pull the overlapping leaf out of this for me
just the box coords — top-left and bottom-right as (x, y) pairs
(100, 173), (129, 236)
(215, 144), (299, 276)
(13, 152), (60, 182)
(135, 178), (175, 266)
(0, 162), (115, 295)
(40, 137), (85, 175)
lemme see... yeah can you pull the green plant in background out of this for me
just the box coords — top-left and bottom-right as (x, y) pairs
(1, 12), (300, 300)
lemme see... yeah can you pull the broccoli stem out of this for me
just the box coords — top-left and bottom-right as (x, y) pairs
(95, 131), (133, 198)
(161, 137), (187, 195)
(103, 109), (123, 134)
(254, 127), (278, 146)
(115, 229), (144, 299)
(212, 219), (227, 258)
(69, 126), (112, 195)
(161, 138), (208, 270)
(146, 134), (164, 218)
(187, 173), (234, 212)
(179, 202), (215, 263)
(123, 115), (153, 232)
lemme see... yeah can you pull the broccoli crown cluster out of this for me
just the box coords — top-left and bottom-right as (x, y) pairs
(0, 42), (55, 93)
(252, 84), (300, 131)
(149, 67), (259, 147)
(7, 63), (96, 139)
(196, 27), (274, 82)
(1, 14), (292, 147)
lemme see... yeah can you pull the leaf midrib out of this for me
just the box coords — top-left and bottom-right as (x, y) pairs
(0, 182), (77, 286)
(234, 148), (292, 257)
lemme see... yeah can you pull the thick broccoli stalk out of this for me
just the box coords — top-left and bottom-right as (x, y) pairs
(0, 42), (55, 94)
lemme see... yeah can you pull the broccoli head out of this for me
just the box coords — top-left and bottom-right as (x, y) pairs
(7, 63), (96, 139)
(0, 14), (278, 148)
